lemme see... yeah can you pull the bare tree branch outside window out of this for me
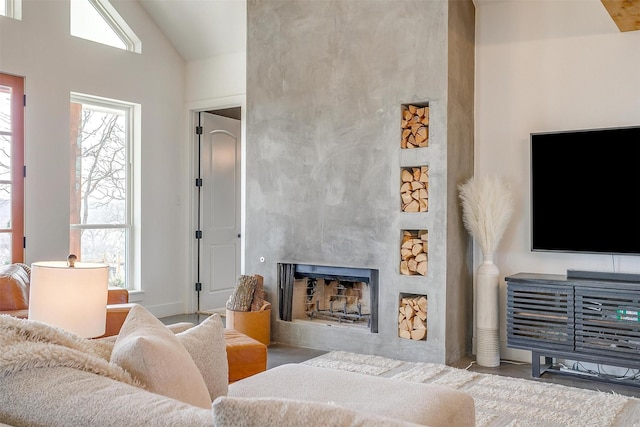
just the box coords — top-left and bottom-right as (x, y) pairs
(70, 100), (129, 287)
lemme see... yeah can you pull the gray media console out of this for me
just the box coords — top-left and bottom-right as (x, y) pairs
(506, 273), (640, 387)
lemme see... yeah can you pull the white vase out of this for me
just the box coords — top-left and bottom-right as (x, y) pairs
(475, 254), (500, 367)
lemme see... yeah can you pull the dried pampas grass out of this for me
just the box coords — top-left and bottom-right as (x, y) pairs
(458, 176), (514, 256)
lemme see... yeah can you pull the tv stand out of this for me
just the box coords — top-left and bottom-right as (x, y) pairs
(506, 273), (640, 387)
(566, 269), (640, 282)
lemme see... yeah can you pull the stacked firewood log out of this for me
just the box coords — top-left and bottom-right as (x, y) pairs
(401, 166), (428, 212)
(398, 295), (428, 340)
(226, 274), (271, 312)
(401, 104), (429, 149)
(400, 230), (428, 276)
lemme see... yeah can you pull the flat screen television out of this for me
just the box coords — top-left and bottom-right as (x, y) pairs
(531, 125), (640, 255)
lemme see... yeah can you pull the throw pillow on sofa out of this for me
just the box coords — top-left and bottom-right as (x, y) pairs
(110, 305), (211, 409)
(175, 313), (228, 401)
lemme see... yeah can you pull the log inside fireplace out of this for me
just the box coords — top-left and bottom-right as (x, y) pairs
(278, 263), (379, 333)
(303, 278), (371, 327)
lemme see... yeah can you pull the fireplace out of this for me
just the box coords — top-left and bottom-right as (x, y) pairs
(278, 263), (379, 333)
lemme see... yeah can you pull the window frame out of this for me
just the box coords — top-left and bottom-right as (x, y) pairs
(88, 0), (140, 52)
(0, 73), (25, 264)
(70, 0), (141, 54)
(1, 0), (22, 20)
(69, 93), (135, 288)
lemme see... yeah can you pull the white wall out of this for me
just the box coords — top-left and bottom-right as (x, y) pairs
(476, 0), (640, 361)
(185, 51), (246, 103)
(0, 0), (189, 317)
(183, 26), (246, 312)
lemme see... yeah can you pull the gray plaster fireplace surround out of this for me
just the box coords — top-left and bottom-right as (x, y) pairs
(245, 0), (475, 364)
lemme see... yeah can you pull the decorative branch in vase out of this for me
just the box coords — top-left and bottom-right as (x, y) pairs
(458, 175), (514, 367)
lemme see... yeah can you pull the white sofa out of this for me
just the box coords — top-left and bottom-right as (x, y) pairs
(0, 306), (474, 426)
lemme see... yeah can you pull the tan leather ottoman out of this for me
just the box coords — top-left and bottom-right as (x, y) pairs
(101, 288), (136, 338)
(224, 328), (267, 383)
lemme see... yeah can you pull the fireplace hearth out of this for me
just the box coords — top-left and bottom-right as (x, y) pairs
(278, 263), (379, 333)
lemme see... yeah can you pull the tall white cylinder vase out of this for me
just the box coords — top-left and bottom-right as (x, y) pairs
(476, 254), (500, 367)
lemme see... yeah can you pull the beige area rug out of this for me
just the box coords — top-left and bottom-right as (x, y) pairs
(303, 351), (640, 427)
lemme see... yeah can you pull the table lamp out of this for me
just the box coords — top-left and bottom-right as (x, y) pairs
(28, 254), (110, 338)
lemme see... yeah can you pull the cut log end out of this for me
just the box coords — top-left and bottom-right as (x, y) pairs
(411, 329), (427, 341)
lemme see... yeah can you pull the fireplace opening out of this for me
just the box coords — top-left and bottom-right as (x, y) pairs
(278, 263), (378, 333)
(297, 278), (370, 327)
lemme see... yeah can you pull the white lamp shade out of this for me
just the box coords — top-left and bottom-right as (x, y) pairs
(28, 261), (110, 338)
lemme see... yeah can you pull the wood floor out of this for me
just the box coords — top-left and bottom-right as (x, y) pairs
(161, 313), (640, 399)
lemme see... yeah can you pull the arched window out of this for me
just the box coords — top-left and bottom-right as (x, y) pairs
(70, 0), (141, 53)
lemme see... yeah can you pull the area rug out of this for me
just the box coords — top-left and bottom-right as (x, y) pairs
(302, 351), (640, 426)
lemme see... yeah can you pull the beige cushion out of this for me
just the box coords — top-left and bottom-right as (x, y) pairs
(212, 396), (423, 427)
(97, 318), (228, 400)
(176, 313), (228, 401)
(110, 305), (211, 409)
(228, 364), (475, 427)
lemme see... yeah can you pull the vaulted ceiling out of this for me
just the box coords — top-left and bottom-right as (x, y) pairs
(137, 0), (639, 63)
(138, 0), (246, 61)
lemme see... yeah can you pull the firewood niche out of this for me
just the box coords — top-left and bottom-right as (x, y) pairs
(401, 103), (429, 149)
(400, 230), (428, 276)
(398, 293), (428, 341)
(401, 166), (429, 212)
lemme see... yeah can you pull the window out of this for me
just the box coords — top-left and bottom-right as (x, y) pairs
(0, 0), (22, 20)
(70, 0), (141, 53)
(0, 73), (24, 264)
(70, 94), (137, 288)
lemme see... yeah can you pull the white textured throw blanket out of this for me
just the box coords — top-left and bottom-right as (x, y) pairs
(0, 315), (138, 386)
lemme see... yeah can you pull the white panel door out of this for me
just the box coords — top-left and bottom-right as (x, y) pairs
(198, 112), (241, 311)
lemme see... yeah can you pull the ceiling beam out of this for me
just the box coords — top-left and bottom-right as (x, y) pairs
(601, 0), (640, 32)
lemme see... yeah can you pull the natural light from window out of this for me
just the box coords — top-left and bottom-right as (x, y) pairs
(70, 94), (137, 288)
(0, 0), (22, 20)
(70, 0), (141, 53)
(0, 86), (12, 263)
(0, 73), (25, 264)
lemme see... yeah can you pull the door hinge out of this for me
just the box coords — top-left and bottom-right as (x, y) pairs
(195, 178), (202, 187)
(23, 94), (26, 107)
(196, 126), (203, 135)
(23, 236), (26, 249)
(195, 230), (202, 239)
(195, 282), (202, 292)
(23, 165), (26, 178)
